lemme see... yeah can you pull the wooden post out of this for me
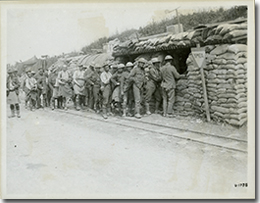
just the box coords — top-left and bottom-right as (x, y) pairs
(200, 60), (211, 122)
(192, 44), (211, 122)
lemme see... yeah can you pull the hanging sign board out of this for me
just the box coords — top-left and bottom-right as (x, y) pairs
(191, 47), (206, 68)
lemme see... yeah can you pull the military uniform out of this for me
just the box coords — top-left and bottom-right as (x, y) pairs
(57, 66), (73, 110)
(24, 73), (38, 111)
(160, 57), (181, 116)
(35, 71), (47, 108)
(85, 66), (102, 112)
(100, 66), (112, 119)
(7, 70), (21, 118)
(110, 64), (125, 114)
(121, 62), (134, 117)
(73, 66), (86, 110)
(128, 59), (146, 118)
(144, 59), (162, 114)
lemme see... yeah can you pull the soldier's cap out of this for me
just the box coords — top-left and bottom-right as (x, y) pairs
(165, 55), (173, 60)
(118, 64), (125, 69)
(137, 58), (147, 64)
(151, 58), (160, 64)
(126, 62), (134, 67)
(7, 68), (14, 73)
(31, 70), (36, 74)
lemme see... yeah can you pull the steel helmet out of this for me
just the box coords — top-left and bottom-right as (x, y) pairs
(118, 64), (125, 69)
(95, 63), (101, 68)
(90, 61), (95, 68)
(138, 58), (146, 64)
(165, 55), (173, 60)
(126, 62), (133, 67)
(111, 64), (118, 69)
(151, 58), (160, 64)
(63, 64), (67, 68)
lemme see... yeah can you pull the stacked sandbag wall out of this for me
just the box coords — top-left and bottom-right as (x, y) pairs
(185, 44), (247, 126)
(173, 77), (194, 117)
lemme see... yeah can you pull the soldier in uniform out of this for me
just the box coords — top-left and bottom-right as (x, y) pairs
(121, 62), (134, 117)
(85, 63), (102, 113)
(49, 66), (60, 110)
(128, 58), (146, 119)
(144, 58), (162, 115)
(84, 62), (95, 110)
(7, 67), (21, 118)
(160, 55), (184, 117)
(35, 67), (47, 108)
(73, 64), (87, 110)
(100, 63), (112, 119)
(57, 64), (73, 110)
(110, 63), (125, 115)
(24, 69), (38, 111)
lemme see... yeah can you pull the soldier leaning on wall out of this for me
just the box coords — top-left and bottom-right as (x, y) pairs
(160, 55), (185, 118)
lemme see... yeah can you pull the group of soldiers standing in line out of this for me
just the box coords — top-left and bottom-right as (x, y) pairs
(7, 55), (185, 119)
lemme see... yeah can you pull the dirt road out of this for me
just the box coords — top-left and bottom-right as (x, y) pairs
(5, 108), (248, 198)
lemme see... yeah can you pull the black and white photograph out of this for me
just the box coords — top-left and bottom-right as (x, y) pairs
(0, 0), (255, 199)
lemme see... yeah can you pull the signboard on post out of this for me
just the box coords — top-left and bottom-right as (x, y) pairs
(191, 47), (206, 68)
(191, 47), (211, 122)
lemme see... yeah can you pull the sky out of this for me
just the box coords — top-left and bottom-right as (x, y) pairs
(2, 2), (239, 65)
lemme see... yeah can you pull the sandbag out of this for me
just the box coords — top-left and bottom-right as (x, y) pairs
(214, 111), (224, 118)
(229, 30), (247, 38)
(214, 58), (227, 65)
(228, 44), (247, 54)
(207, 73), (217, 79)
(211, 105), (230, 114)
(237, 57), (247, 64)
(218, 98), (228, 103)
(210, 45), (229, 55)
(218, 52), (237, 60)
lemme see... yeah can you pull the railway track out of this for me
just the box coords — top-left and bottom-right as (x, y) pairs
(52, 108), (247, 154)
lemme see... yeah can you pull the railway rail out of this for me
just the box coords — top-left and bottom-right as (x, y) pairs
(53, 108), (247, 154)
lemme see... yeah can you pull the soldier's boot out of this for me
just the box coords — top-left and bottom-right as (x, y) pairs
(166, 102), (174, 118)
(122, 108), (127, 117)
(107, 107), (113, 116)
(145, 102), (151, 115)
(163, 101), (167, 117)
(9, 110), (15, 118)
(155, 102), (160, 114)
(15, 104), (21, 118)
(93, 103), (97, 113)
(102, 108), (108, 119)
(135, 106), (141, 119)
(9, 105), (15, 118)
(63, 97), (68, 110)
(51, 98), (55, 110)
(75, 95), (80, 111)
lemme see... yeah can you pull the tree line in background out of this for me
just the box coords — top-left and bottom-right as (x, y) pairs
(81, 6), (247, 55)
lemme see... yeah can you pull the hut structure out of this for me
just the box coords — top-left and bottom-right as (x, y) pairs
(112, 18), (247, 126)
